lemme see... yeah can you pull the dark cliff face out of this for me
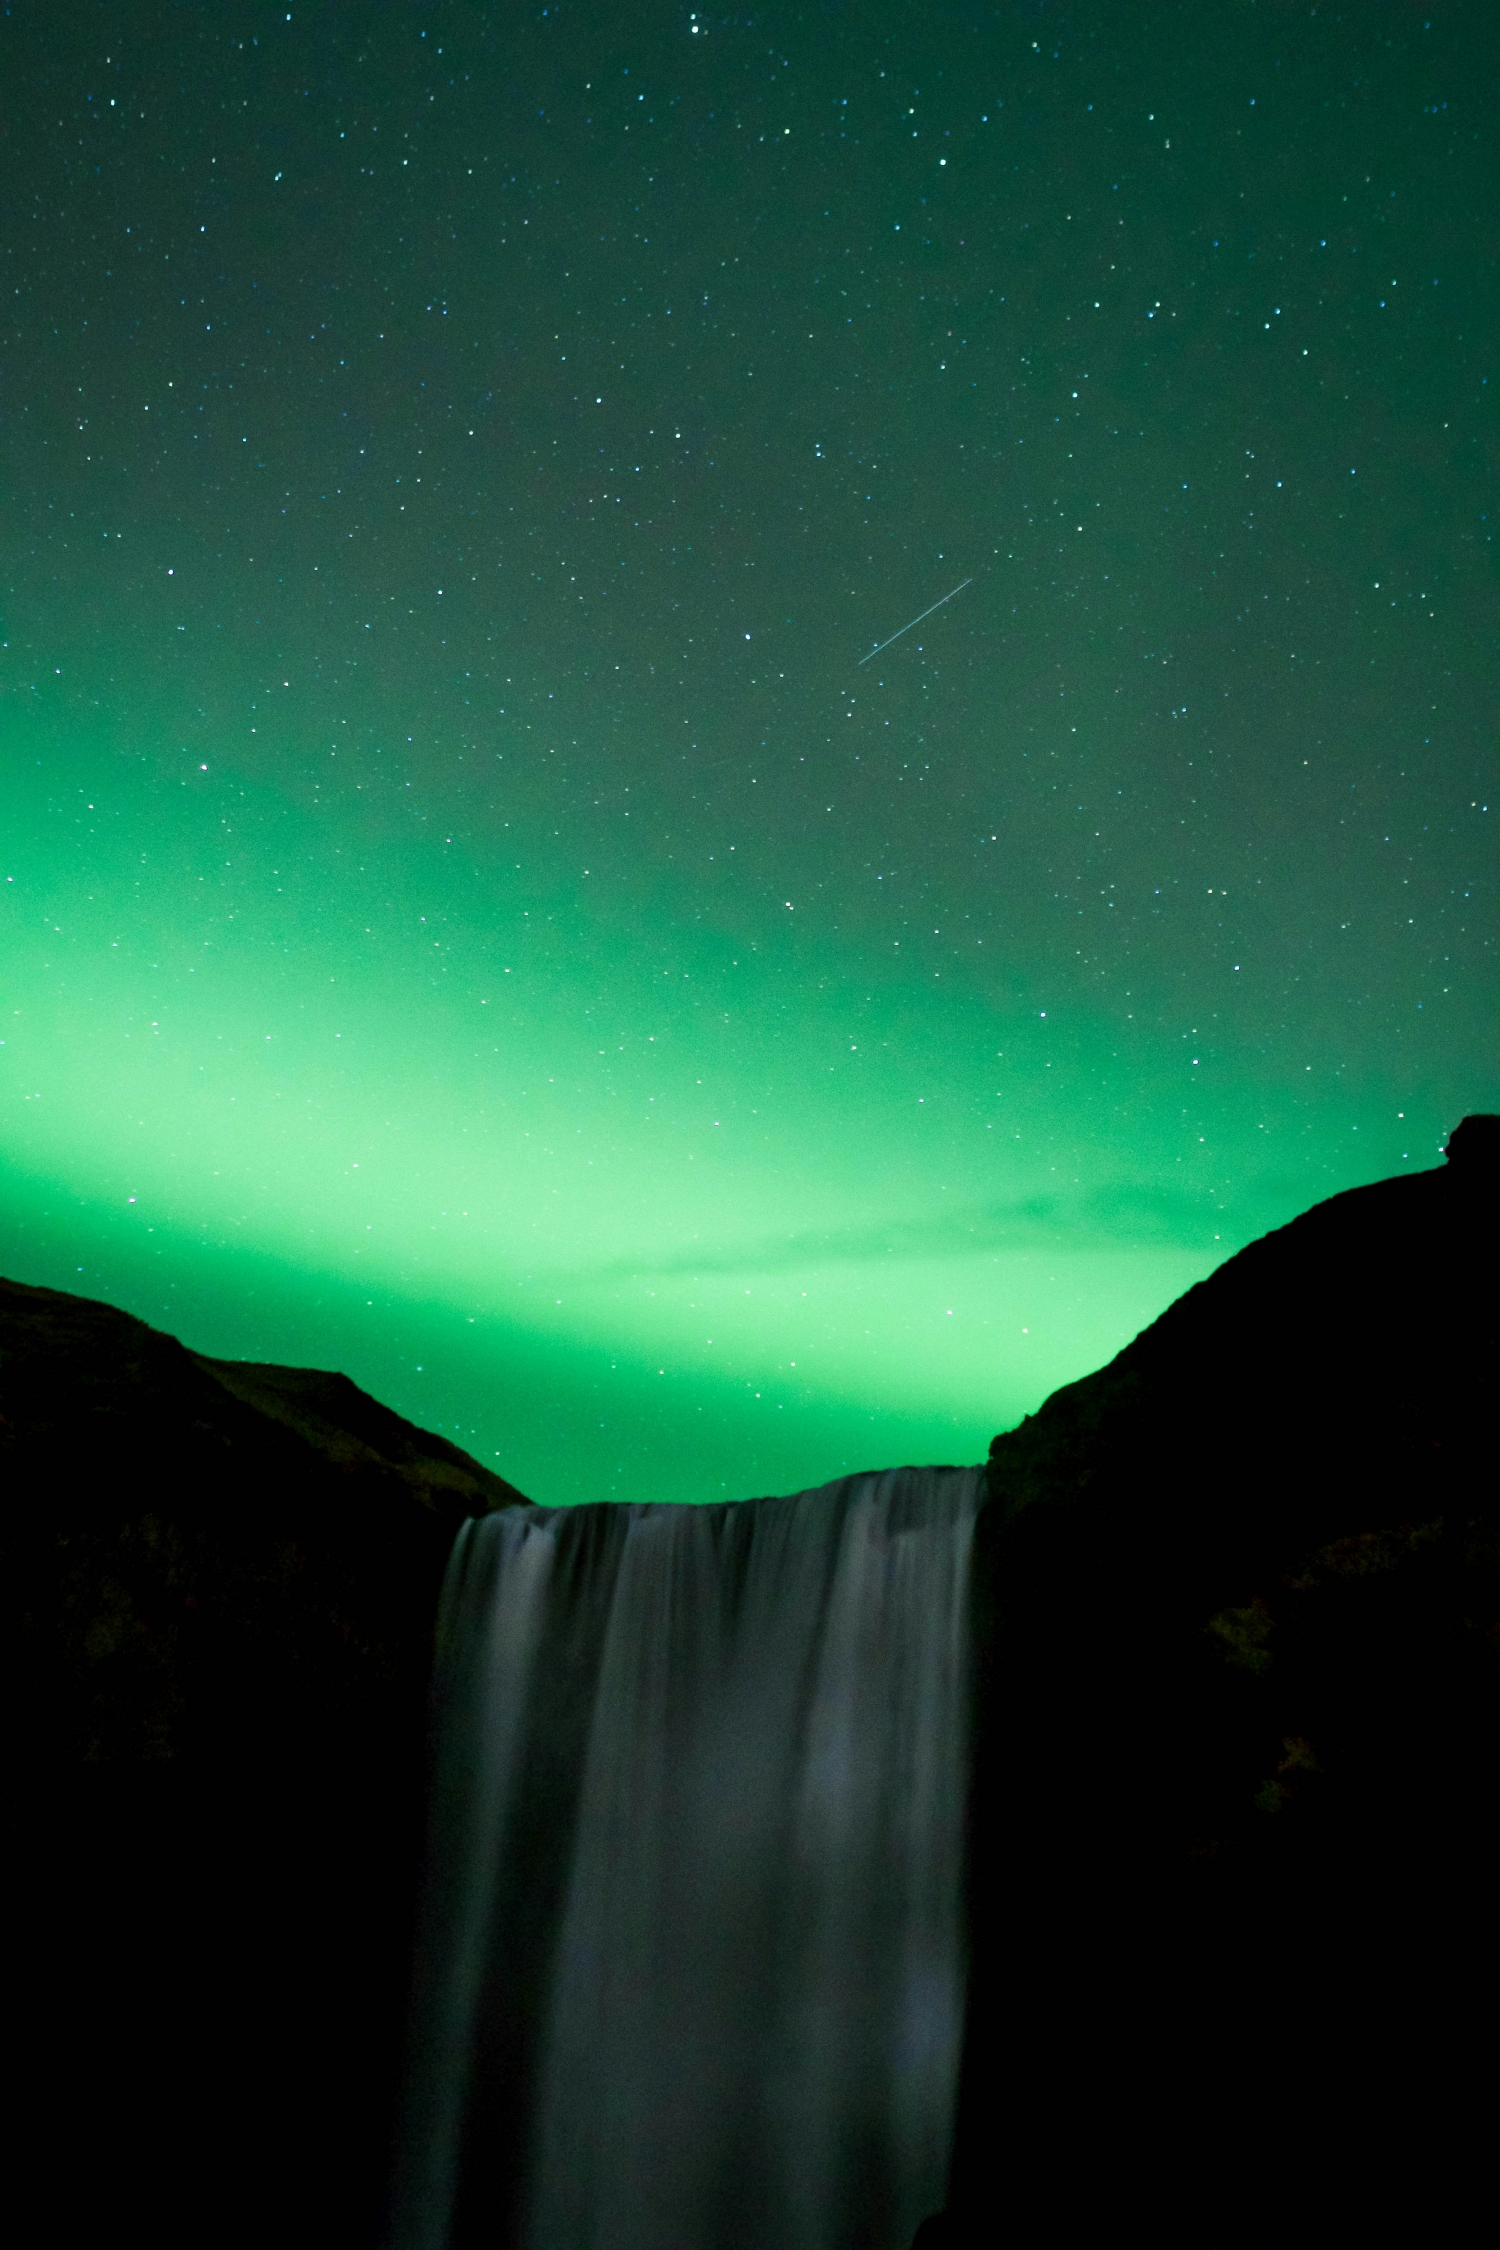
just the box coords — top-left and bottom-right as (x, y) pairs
(957, 1139), (1499, 2229)
(1, 1274), (524, 1766)
(1, 1276), (526, 2250)
(976, 1147), (1497, 1867)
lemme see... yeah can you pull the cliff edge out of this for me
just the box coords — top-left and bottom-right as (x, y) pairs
(956, 1120), (1499, 2230)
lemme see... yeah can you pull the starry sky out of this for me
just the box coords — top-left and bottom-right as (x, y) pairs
(4, 1), (1495, 1504)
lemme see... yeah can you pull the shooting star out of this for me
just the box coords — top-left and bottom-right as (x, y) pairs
(857, 576), (973, 665)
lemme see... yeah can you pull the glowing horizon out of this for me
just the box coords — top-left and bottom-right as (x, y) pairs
(3, 6), (1492, 1502)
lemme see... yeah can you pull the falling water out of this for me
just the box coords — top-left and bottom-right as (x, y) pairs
(392, 1465), (983, 2250)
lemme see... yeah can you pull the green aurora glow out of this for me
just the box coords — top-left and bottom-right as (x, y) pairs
(3, 4), (1494, 1502)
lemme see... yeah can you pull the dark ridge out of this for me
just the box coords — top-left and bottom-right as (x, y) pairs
(1, 1274), (525, 2250)
(190, 1353), (529, 1517)
(955, 1126), (1499, 2233)
(0, 1274), (523, 1764)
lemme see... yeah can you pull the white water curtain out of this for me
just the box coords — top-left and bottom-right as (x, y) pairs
(394, 1467), (982, 2250)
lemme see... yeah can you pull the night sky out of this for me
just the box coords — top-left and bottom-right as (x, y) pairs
(4, 2), (1495, 1504)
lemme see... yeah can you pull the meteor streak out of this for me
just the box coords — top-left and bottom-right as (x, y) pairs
(857, 576), (973, 665)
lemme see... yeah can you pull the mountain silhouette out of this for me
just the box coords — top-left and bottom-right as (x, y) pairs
(1, 1277), (523, 2250)
(956, 1120), (1498, 2233)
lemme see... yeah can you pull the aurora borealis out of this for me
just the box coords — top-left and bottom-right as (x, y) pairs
(4, 2), (1494, 1505)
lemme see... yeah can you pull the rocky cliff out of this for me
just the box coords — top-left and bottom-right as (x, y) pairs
(1, 1277), (523, 1764)
(955, 1120), (1499, 2232)
(2, 1278), (524, 2250)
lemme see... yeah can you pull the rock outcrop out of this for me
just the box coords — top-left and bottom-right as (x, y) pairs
(1, 1275), (523, 1764)
(955, 1122), (1499, 2231)
(1, 1277), (524, 2250)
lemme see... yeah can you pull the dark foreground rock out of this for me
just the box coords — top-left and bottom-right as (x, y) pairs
(953, 1127), (1499, 2233)
(1, 1278), (524, 2250)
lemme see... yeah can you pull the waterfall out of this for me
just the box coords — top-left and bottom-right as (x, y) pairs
(392, 1465), (983, 2250)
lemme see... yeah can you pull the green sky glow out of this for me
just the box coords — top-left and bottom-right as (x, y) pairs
(3, 4), (1493, 1502)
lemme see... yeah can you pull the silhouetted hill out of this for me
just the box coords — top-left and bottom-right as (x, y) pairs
(957, 1124), (1499, 2232)
(1, 1274), (523, 1762)
(1, 1277), (525, 2250)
